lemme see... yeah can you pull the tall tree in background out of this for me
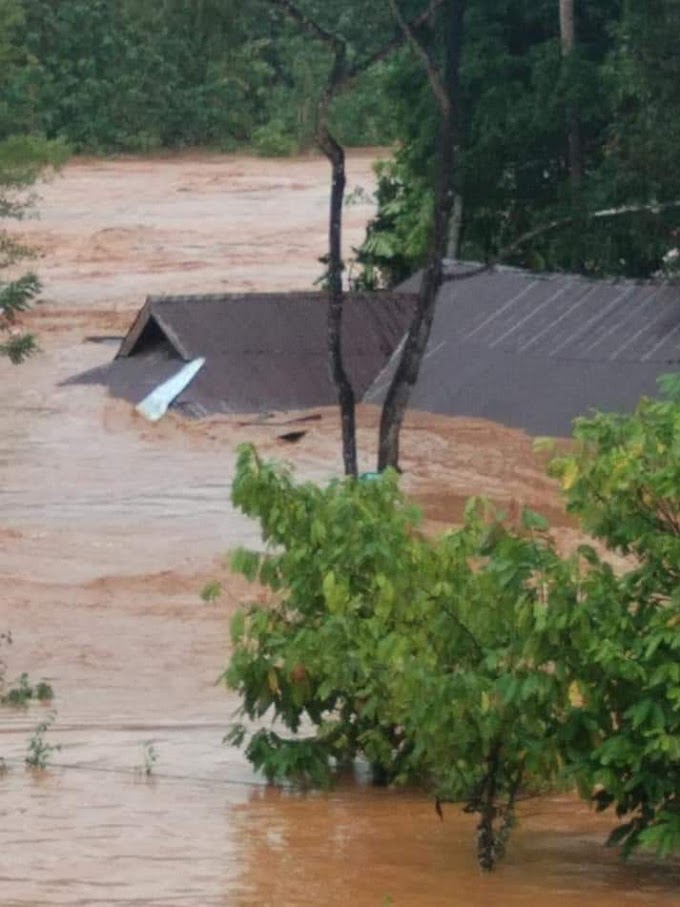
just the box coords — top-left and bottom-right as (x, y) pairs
(559, 0), (583, 189)
(597, 0), (680, 276)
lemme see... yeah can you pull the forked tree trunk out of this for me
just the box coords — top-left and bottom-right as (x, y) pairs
(266, 0), (446, 476)
(378, 0), (465, 471)
(264, 0), (358, 476)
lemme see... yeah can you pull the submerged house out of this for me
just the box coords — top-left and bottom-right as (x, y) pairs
(366, 263), (680, 436)
(77, 292), (415, 418)
(74, 267), (679, 435)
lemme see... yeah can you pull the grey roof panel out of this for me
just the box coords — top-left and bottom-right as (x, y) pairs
(367, 264), (680, 436)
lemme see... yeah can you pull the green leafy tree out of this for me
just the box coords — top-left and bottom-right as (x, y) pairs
(1, 3), (67, 359)
(221, 446), (578, 869)
(221, 378), (680, 869)
(548, 377), (680, 858)
(0, 134), (66, 362)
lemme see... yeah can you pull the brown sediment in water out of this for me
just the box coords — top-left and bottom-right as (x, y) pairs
(0, 152), (676, 906)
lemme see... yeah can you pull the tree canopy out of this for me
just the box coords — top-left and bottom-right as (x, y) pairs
(355, 0), (680, 281)
(217, 378), (680, 868)
(2, 0), (678, 277)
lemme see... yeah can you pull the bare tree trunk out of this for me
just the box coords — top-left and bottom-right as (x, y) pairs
(264, 1), (356, 476)
(560, 0), (583, 189)
(378, 0), (465, 471)
(318, 109), (358, 477)
(476, 743), (501, 871)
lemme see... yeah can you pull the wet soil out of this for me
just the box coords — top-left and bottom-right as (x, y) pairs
(0, 152), (677, 906)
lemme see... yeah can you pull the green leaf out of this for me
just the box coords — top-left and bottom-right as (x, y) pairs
(520, 509), (550, 532)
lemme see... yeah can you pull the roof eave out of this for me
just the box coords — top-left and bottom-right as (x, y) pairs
(116, 297), (192, 360)
(116, 298), (154, 359)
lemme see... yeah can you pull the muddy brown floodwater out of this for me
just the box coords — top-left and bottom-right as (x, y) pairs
(0, 152), (677, 906)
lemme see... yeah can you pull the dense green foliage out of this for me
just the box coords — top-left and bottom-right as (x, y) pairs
(355, 0), (680, 282)
(549, 377), (680, 858)
(2, 1), (678, 278)
(0, 0), (397, 152)
(218, 382), (679, 868)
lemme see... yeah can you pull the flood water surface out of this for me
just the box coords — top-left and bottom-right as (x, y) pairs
(0, 153), (677, 906)
(3, 771), (678, 906)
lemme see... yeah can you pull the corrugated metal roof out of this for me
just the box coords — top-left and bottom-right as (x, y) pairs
(365, 264), (680, 436)
(79, 291), (416, 415)
(127, 292), (414, 358)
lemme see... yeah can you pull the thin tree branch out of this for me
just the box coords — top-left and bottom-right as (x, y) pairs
(266, 0), (344, 50)
(442, 199), (680, 283)
(388, 0), (450, 114)
(269, 0), (446, 85)
(348, 0), (445, 78)
(378, 0), (465, 470)
(435, 596), (485, 658)
(504, 200), (680, 259)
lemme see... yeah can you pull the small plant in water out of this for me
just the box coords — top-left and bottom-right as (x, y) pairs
(1, 631), (55, 706)
(138, 741), (159, 776)
(201, 580), (222, 604)
(0, 630), (12, 688)
(2, 672), (54, 706)
(26, 712), (60, 769)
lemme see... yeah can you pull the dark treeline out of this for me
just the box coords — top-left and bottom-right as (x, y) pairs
(355, 0), (680, 281)
(1, 0), (679, 279)
(0, 0), (396, 153)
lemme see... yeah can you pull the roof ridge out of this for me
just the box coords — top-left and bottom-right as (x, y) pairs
(442, 258), (676, 288)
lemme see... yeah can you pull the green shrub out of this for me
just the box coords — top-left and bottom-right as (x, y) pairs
(221, 385), (679, 869)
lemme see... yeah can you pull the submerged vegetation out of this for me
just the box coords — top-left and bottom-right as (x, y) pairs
(217, 380), (679, 869)
(0, 631), (54, 706)
(25, 713), (60, 770)
(1, 632), (58, 772)
(137, 741), (159, 777)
